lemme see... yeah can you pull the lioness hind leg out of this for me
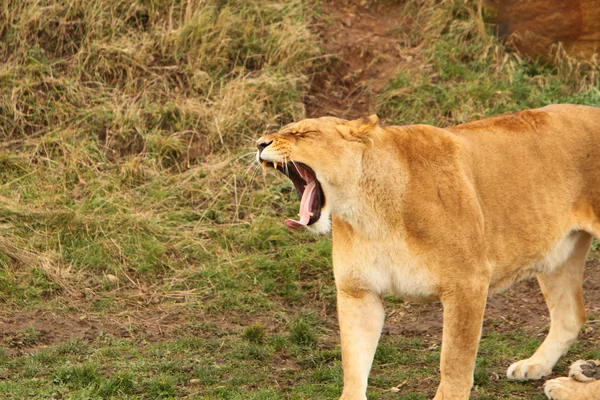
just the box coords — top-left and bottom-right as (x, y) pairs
(508, 232), (592, 381)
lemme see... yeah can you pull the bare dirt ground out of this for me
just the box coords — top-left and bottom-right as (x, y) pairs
(306, 0), (420, 119)
(0, 303), (188, 354)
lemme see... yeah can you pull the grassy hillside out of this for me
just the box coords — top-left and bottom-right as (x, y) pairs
(0, 0), (320, 301)
(0, 0), (599, 399)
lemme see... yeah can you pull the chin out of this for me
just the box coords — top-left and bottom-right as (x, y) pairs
(306, 208), (331, 235)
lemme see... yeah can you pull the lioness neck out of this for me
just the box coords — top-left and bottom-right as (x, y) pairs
(330, 127), (408, 238)
(331, 124), (465, 240)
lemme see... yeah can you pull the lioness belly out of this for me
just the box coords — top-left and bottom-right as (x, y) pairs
(488, 230), (582, 294)
(375, 259), (439, 301)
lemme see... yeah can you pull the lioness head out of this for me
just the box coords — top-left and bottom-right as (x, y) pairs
(256, 115), (380, 234)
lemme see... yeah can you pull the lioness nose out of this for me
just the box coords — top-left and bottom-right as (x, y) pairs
(256, 139), (272, 153)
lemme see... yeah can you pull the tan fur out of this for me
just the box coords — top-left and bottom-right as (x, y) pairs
(545, 376), (600, 400)
(256, 104), (600, 400)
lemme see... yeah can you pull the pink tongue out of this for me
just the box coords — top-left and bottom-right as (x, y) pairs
(284, 181), (316, 231)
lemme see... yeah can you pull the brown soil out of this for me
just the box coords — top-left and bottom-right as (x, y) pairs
(305, 0), (421, 119)
(0, 303), (189, 354)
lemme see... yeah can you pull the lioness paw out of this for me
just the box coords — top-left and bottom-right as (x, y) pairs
(545, 377), (579, 400)
(507, 359), (552, 381)
(544, 376), (600, 400)
(569, 359), (600, 383)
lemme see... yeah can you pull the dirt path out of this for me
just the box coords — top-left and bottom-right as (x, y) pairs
(385, 259), (600, 339)
(306, 0), (420, 119)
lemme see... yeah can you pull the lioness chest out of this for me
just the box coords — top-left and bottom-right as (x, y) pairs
(332, 230), (439, 301)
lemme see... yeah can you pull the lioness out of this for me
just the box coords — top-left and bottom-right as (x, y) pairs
(256, 104), (600, 400)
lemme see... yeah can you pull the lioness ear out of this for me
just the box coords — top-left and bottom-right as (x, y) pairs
(363, 114), (379, 127)
(336, 114), (380, 141)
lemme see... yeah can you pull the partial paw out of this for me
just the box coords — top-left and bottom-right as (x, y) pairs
(545, 377), (578, 400)
(507, 359), (552, 381)
(544, 376), (600, 400)
(569, 359), (600, 383)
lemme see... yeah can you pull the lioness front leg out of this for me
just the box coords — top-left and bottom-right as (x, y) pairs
(434, 283), (488, 400)
(337, 288), (385, 400)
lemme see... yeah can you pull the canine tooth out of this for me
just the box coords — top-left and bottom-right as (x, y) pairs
(309, 212), (314, 216)
(274, 162), (279, 169)
(261, 160), (268, 170)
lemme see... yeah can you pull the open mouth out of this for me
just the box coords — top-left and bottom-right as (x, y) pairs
(261, 160), (324, 231)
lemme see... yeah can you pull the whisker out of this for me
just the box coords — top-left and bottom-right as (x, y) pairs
(241, 133), (260, 143)
(290, 157), (301, 175)
(249, 164), (261, 186)
(244, 159), (259, 177)
(234, 152), (257, 164)
(244, 158), (257, 167)
(248, 166), (257, 185)
(244, 163), (255, 177)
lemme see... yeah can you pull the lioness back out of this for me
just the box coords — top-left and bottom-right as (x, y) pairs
(445, 104), (600, 291)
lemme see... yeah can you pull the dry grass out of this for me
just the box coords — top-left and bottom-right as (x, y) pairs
(0, 0), (318, 152)
(0, 0), (321, 299)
